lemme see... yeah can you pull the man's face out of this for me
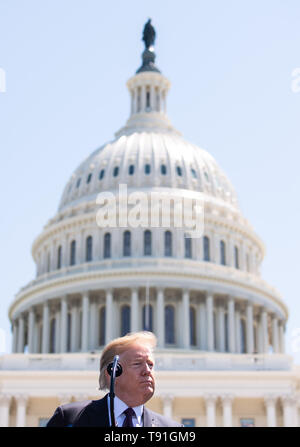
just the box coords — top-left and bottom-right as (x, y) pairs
(111, 343), (155, 407)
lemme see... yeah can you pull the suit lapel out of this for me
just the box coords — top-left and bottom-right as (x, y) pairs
(143, 407), (157, 427)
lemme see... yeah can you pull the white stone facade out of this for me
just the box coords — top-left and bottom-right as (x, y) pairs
(1, 30), (299, 427)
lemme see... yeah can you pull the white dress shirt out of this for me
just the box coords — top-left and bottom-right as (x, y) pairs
(107, 395), (144, 427)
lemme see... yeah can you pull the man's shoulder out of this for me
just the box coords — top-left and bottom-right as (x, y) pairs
(46, 400), (92, 427)
(47, 396), (108, 427)
(145, 407), (183, 427)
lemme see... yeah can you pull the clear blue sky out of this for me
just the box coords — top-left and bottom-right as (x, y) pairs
(0, 0), (299, 362)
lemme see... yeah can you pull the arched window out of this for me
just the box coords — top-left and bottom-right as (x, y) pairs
(86, 173), (92, 184)
(142, 305), (153, 332)
(191, 168), (197, 179)
(70, 240), (76, 266)
(240, 319), (246, 353)
(57, 245), (62, 269)
(121, 305), (130, 336)
(234, 246), (239, 269)
(76, 178), (81, 188)
(104, 233), (111, 258)
(50, 319), (56, 354)
(99, 307), (106, 346)
(86, 236), (93, 262)
(165, 305), (175, 344)
(145, 164), (151, 175)
(220, 240), (226, 265)
(123, 231), (131, 256)
(144, 230), (152, 256)
(99, 169), (105, 180)
(203, 236), (210, 261)
(176, 166), (182, 176)
(146, 89), (150, 109)
(184, 235), (192, 258)
(128, 164), (135, 175)
(113, 166), (119, 177)
(161, 164), (167, 175)
(190, 307), (196, 346)
(164, 231), (172, 257)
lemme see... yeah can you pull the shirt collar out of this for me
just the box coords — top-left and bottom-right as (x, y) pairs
(108, 395), (144, 425)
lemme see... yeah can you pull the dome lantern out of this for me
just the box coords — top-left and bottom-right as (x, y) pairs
(115, 20), (179, 138)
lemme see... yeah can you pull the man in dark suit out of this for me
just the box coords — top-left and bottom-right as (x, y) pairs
(47, 331), (182, 427)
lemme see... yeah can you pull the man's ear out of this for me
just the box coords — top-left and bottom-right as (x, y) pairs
(104, 369), (110, 388)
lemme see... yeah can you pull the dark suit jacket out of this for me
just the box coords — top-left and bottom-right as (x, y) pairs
(46, 394), (182, 427)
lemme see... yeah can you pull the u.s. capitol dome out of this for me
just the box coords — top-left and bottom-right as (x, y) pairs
(1, 21), (299, 428)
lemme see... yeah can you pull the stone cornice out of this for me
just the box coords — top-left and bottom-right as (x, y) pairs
(9, 258), (288, 320)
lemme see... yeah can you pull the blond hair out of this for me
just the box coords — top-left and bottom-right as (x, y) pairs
(99, 331), (157, 390)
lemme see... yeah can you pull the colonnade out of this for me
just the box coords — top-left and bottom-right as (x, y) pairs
(12, 288), (285, 355)
(0, 393), (298, 427)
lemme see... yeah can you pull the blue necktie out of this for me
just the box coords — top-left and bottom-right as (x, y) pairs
(122, 407), (135, 427)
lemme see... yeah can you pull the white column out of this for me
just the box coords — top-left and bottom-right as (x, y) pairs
(60, 296), (68, 353)
(182, 289), (190, 349)
(141, 85), (146, 112)
(42, 302), (50, 353)
(256, 314), (263, 353)
(157, 288), (165, 348)
(246, 301), (254, 354)
(134, 88), (138, 114)
(228, 237), (234, 267)
(204, 394), (217, 427)
(212, 232), (219, 263)
(15, 394), (28, 427)
(240, 242), (246, 271)
(150, 85), (155, 111)
(70, 302), (79, 352)
(221, 394), (234, 427)
(264, 395), (277, 427)
(12, 321), (18, 353)
(0, 394), (11, 427)
(216, 302), (225, 352)
(28, 308), (35, 353)
(55, 307), (61, 354)
(162, 395), (173, 419)
(206, 293), (214, 351)
(81, 292), (90, 352)
(130, 288), (139, 333)
(105, 289), (113, 344)
(228, 297), (235, 353)
(272, 315), (279, 353)
(198, 301), (207, 350)
(281, 395), (297, 427)
(163, 90), (167, 113)
(278, 320), (285, 353)
(17, 315), (25, 353)
(235, 308), (241, 354)
(50, 240), (56, 271)
(89, 299), (98, 350)
(261, 309), (269, 353)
